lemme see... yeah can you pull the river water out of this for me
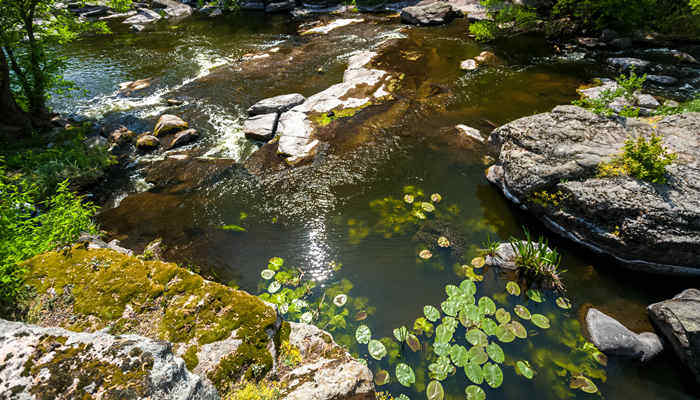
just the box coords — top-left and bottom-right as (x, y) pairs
(52, 12), (698, 400)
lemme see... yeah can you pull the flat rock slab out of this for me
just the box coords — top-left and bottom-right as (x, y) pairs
(244, 113), (279, 140)
(607, 57), (651, 71)
(123, 8), (162, 24)
(248, 93), (306, 116)
(301, 18), (364, 35)
(586, 308), (662, 362)
(401, 1), (460, 25)
(487, 106), (700, 274)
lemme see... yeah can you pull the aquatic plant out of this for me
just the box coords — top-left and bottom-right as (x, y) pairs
(510, 229), (565, 291)
(598, 132), (677, 184)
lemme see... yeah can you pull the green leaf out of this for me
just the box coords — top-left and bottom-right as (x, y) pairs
(461, 304), (481, 326)
(468, 346), (488, 365)
(426, 380), (444, 400)
(445, 284), (460, 297)
(483, 362), (503, 388)
(495, 324), (515, 343)
(436, 323), (454, 343)
(514, 305), (531, 320)
(516, 360), (534, 379)
(260, 269), (275, 280)
(368, 339), (387, 360)
(526, 288), (544, 303)
(394, 326), (409, 342)
(570, 375), (598, 393)
(406, 334), (421, 352)
(506, 281), (520, 296)
(531, 314), (551, 329)
(441, 300), (459, 317)
(268, 281), (281, 293)
(464, 361), (484, 384)
(221, 224), (246, 232)
(428, 356), (452, 381)
(449, 344), (469, 367)
(355, 325), (371, 344)
(421, 202), (436, 212)
(466, 328), (488, 346)
(507, 320), (528, 339)
(268, 257), (284, 270)
(397, 395), (410, 400)
(465, 385), (486, 400)
(480, 317), (498, 336)
(478, 297), (496, 315)
(433, 342), (451, 357)
(424, 305), (441, 322)
(396, 363), (416, 387)
(460, 279), (477, 296)
(486, 342), (505, 363)
(556, 297), (572, 309)
(495, 308), (511, 324)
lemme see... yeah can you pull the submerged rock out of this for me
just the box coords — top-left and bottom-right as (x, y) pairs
(585, 308), (662, 362)
(648, 289), (700, 382)
(401, 1), (460, 26)
(0, 319), (219, 400)
(247, 93), (306, 116)
(486, 106), (700, 274)
(154, 114), (188, 136)
(607, 57), (651, 71)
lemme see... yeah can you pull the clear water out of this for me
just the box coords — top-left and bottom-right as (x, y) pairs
(53, 12), (699, 399)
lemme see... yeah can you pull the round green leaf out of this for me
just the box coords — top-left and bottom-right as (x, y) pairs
(397, 395), (410, 400)
(261, 269), (275, 280)
(424, 305), (440, 322)
(394, 326), (409, 342)
(433, 342), (451, 357)
(445, 284), (460, 297)
(428, 356), (451, 381)
(443, 316), (458, 331)
(436, 323), (454, 343)
(268, 281), (281, 293)
(526, 289), (544, 303)
(495, 324), (515, 343)
(507, 320), (528, 339)
(462, 304), (481, 326)
(268, 257), (284, 270)
(486, 342), (505, 363)
(464, 361), (483, 384)
(556, 297), (572, 310)
(441, 300), (459, 317)
(355, 325), (371, 344)
(406, 334), (421, 352)
(460, 279), (477, 296)
(516, 360), (534, 379)
(480, 317), (498, 336)
(468, 346), (488, 365)
(514, 305), (531, 320)
(333, 294), (347, 307)
(449, 344), (469, 367)
(531, 314), (551, 329)
(300, 311), (313, 324)
(466, 328), (488, 346)
(426, 380), (444, 400)
(368, 339), (387, 360)
(396, 363), (416, 387)
(495, 308), (511, 324)
(506, 281), (520, 296)
(478, 297), (497, 315)
(483, 362), (504, 388)
(465, 385), (486, 400)
(375, 369), (390, 385)
(421, 202), (436, 212)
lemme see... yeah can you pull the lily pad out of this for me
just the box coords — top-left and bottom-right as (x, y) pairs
(463, 266), (484, 281)
(419, 249), (433, 260)
(466, 328), (488, 346)
(300, 311), (313, 324)
(355, 311), (368, 321)
(495, 324), (515, 343)
(428, 356), (451, 381)
(468, 346), (488, 365)
(396, 363), (416, 387)
(483, 362), (503, 388)
(464, 362), (484, 385)
(375, 369), (390, 385)
(394, 326), (409, 342)
(513, 305), (531, 320)
(268, 281), (281, 293)
(406, 334), (421, 352)
(397, 395), (410, 400)
(570, 375), (598, 394)
(436, 323), (455, 343)
(556, 297), (572, 310)
(426, 380), (444, 400)
(430, 193), (442, 203)
(445, 284), (460, 297)
(368, 339), (387, 360)
(471, 257), (485, 268)
(506, 281), (520, 296)
(465, 385), (486, 400)
(495, 308), (511, 324)
(450, 344), (469, 367)
(260, 269), (275, 280)
(461, 304), (481, 326)
(516, 360), (534, 379)
(478, 297), (497, 315)
(441, 300), (459, 317)
(460, 279), (477, 296)
(433, 342), (451, 357)
(443, 316), (458, 331)
(531, 314), (551, 329)
(437, 236), (450, 247)
(507, 320), (528, 339)
(355, 325), (371, 344)
(404, 194), (415, 204)
(333, 294), (348, 307)
(424, 305), (441, 322)
(486, 342), (505, 363)
(480, 317), (498, 336)
(268, 257), (284, 270)
(526, 289), (544, 303)
(421, 202), (436, 212)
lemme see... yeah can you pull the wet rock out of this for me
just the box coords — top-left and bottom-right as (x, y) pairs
(276, 110), (319, 164)
(166, 98), (185, 106)
(244, 113), (279, 141)
(671, 51), (698, 64)
(634, 93), (660, 109)
(664, 99), (680, 108)
(579, 80), (620, 100)
(109, 125), (135, 145)
(239, 0), (265, 10)
(247, 93), (306, 116)
(130, 23), (146, 32)
(482, 241), (551, 270)
(460, 59), (477, 71)
(199, 5), (222, 16)
(119, 77), (152, 95)
(474, 51), (499, 66)
(648, 289), (700, 383)
(455, 124), (483, 142)
(0, 319), (218, 400)
(152, 0), (193, 17)
(154, 114), (188, 136)
(265, 0), (295, 12)
(136, 134), (160, 150)
(577, 37), (604, 48)
(607, 57), (651, 71)
(609, 37), (633, 49)
(99, 10), (138, 20)
(646, 75), (678, 86)
(123, 8), (162, 24)
(600, 28), (619, 42)
(585, 308), (663, 362)
(486, 106), (700, 273)
(300, 18), (364, 35)
(401, 1), (460, 26)
(168, 128), (199, 149)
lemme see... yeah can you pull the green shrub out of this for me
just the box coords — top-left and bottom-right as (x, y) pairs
(469, 0), (538, 42)
(598, 133), (678, 184)
(573, 71), (646, 116)
(108, 0), (133, 12)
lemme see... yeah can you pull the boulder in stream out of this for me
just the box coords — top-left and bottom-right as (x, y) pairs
(137, 134), (160, 150)
(244, 113), (279, 140)
(401, 0), (460, 26)
(123, 8), (162, 24)
(247, 93), (306, 116)
(154, 114), (188, 136)
(168, 128), (199, 149)
(585, 308), (663, 362)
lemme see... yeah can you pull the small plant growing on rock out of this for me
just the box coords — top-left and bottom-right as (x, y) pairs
(510, 229), (565, 291)
(598, 132), (677, 184)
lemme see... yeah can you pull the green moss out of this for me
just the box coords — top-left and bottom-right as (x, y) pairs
(311, 104), (371, 127)
(208, 342), (274, 392)
(274, 321), (291, 350)
(183, 345), (200, 371)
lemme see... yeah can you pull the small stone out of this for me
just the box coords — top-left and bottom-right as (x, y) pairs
(109, 125), (135, 144)
(600, 28), (619, 42)
(455, 124), (483, 142)
(136, 134), (160, 150)
(168, 128), (199, 149)
(634, 93), (660, 109)
(586, 308), (661, 362)
(609, 37), (633, 49)
(154, 114), (188, 136)
(400, 1), (460, 26)
(460, 59), (478, 71)
(475, 51), (499, 66)
(166, 99), (184, 106)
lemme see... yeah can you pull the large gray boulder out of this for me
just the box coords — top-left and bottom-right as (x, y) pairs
(152, 0), (193, 17)
(648, 289), (700, 382)
(401, 0), (460, 26)
(123, 8), (162, 24)
(585, 308), (663, 362)
(0, 319), (218, 400)
(247, 93), (306, 116)
(486, 106), (700, 274)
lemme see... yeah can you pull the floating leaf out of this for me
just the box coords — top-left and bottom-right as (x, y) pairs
(260, 269), (275, 280)
(437, 236), (450, 247)
(507, 321), (528, 339)
(495, 308), (511, 324)
(404, 194), (415, 204)
(471, 257), (485, 268)
(300, 311), (313, 324)
(333, 294), (348, 307)
(394, 326), (409, 342)
(465, 385), (486, 400)
(468, 346), (488, 365)
(268, 257), (284, 270)
(495, 324), (515, 343)
(368, 339), (387, 360)
(570, 375), (598, 394)
(396, 363), (416, 387)
(355, 325), (371, 344)
(421, 202), (436, 212)
(464, 361), (483, 384)
(433, 342), (451, 357)
(526, 289), (544, 303)
(426, 380), (444, 400)
(436, 323), (454, 343)
(355, 311), (368, 321)
(414, 317), (434, 337)
(478, 297), (497, 315)
(531, 314), (551, 329)
(268, 281), (281, 293)
(445, 285), (460, 297)
(375, 369), (390, 385)
(460, 279), (477, 296)
(397, 395), (410, 400)
(514, 305), (531, 320)
(463, 266), (484, 281)
(506, 281), (520, 296)
(486, 342), (505, 363)
(516, 360), (534, 379)
(483, 362), (503, 388)
(406, 334), (421, 352)
(461, 304), (481, 327)
(556, 297), (572, 310)
(424, 305), (441, 322)
(480, 317), (498, 336)
(279, 303), (288, 314)
(441, 300), (459, 317)
(430, 193), (442, 203)
(466, 328), (488, 346)
(419, 250), (433, 260)
(428, 356), (452, 381)
(450, 344), (469, 367)
(443, 316), (458, 331)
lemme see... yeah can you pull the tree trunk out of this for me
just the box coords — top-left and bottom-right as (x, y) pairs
(0, 48), (31, 138)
